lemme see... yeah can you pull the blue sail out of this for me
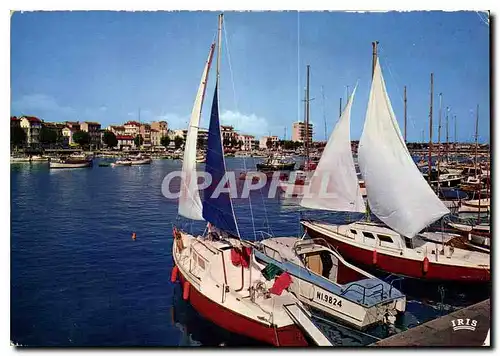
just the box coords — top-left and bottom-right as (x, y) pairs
(202, 85), (240, 237)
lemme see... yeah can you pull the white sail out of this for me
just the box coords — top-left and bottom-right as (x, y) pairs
(178, 44), (215, 220)
(300, 85), (365, 213)
(358, 58), (449, 238)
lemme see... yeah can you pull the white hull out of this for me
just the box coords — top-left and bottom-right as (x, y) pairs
(49, 161), (91, 169)
(130, 158), (152, 165)
(171, 229), (330, 345)
(257, 237), (406, 330)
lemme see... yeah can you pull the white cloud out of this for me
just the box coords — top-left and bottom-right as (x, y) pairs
(11, 93), (75, 120)
(220, 110), (270, 137)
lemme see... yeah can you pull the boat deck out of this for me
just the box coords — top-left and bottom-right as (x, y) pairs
(254, 249), (404, 308)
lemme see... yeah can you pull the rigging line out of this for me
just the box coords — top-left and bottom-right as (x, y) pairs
(223, 18), (257, 241)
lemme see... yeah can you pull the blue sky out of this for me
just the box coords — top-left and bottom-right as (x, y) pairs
(11, 11), (490, 142)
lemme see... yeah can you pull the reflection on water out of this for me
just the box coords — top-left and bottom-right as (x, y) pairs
(11, 157), (480, 346)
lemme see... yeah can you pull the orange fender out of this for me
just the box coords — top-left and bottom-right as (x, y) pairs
(183, 281), (190, 300)
(423, 256), (429, 274)
(372, 250), (378, 265)
(171, 265), (178, 283)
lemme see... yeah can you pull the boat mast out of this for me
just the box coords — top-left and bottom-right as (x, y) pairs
(216, 14), (222, 92)
(366, 40), (378, 222)
(339, 98), (342, 118)
(445, 107), (449, 162)
(404, 85), (407, 143)
(305, 64), (311, 167)
(428, 73), (434, 185)
(437, 92), (442, 191)
(474, 104), (479, 178)
(475, 105), (481, 224)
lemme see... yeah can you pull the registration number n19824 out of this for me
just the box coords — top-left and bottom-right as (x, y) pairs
(316, 291), (342, 307)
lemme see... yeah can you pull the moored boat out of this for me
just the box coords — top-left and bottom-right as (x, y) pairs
(255, 236), (406, 330)
(49, 157), (92, 169)
(299, 46), (489, 288)
(172, 16), (331, 346)
(256, 156), (295, 172)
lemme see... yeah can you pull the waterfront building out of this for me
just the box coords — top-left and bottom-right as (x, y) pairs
(116, 135), (135, 150)
(43, 122), (67, 146)
(65, 121), (81, 131)
(11, 116), (20, 128)
(19, 116), (42, 147)
(62, 126), (77, 146)
(221, 125), (238, 148)
(292, 121), (313, 143)
(259, 135), (279, 149)
(108, 125), (126, 136)
(80, 121), (102, 149)
(151, 121), (168, 138)
(124, 121), (141, 137)
(139, 123), (152, 148)
(151, 128), (161, 148)
(237, 134), (255, 151)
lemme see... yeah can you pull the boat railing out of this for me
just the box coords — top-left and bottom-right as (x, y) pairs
(255, 230), (274, 242)
(258, 243), (285, 263)
(340, 282), (385, 305)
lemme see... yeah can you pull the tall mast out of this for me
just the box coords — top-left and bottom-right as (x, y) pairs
(474, 104), (479, 178)
(454, 114), (457, 149)
(436, 93), (442, 191)
(445, 107), (449, 162)
(305, 64), (310, 166)
(367, 41), (378, 222)
(428, 73), (434, 185)
(216, 14), (223, 90)
(339, 97), (342, 118)
(404, 85), (407, 143)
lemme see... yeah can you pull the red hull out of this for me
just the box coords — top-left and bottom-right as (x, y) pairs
(306, 225), (490, 283)
(177, 270), (309, 346)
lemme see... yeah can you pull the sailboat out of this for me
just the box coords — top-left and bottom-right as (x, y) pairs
(278, 67), (365, 199)
(257, 84), (406, 331)
(171, 14), (331, 347)
(300, 45), (490, 286)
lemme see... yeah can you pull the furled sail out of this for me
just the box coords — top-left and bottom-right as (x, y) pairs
(300, 85), (365, 212)
(358, 58), (449, 238)
(202, 84), (240, 237)
(178, 44), (215, 220)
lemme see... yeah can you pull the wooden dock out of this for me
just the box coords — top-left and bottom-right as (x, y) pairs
(372, 299), (490, 347)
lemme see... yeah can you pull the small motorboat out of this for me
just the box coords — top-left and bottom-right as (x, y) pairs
(10, 155), (31, 163)
(256, 157), (295, 172)
(49, 157), (92, 169)
(129, 153), (152, 165)
(111, 158), (133, 167)
(255, 236), (406, 330)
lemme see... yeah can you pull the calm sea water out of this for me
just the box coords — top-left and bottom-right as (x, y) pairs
(11, 158), (463, 347)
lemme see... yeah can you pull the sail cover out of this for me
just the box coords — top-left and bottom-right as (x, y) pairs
(358, 58), (449, 238)
(202, 84), (240, 237)
(300, 85), (365, 212)
(178, 44), (215, 220)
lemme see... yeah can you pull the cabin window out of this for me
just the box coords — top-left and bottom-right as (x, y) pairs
(404, 237), (413, 249)
(350, 229), (357, 235)
(198, 256), (206, 270)
(362, 232), (375, 239)
(378, 234), (394, 243)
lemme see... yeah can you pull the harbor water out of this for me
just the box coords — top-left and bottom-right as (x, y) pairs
(11, 158), (467, 346)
